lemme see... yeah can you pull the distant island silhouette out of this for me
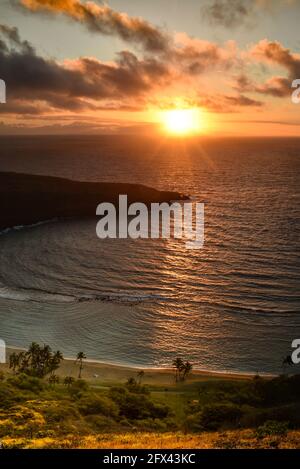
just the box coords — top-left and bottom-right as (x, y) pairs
(0, 171), (188, 230)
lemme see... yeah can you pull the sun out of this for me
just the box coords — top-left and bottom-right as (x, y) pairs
(161, 108), (202, 135)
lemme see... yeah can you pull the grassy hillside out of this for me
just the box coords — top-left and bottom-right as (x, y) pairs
(1, 345), (299, 449)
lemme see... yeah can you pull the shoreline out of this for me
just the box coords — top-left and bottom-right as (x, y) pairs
(3, 345), (277, 383)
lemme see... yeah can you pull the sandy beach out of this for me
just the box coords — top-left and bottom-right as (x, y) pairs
(1, 346), (266, 387)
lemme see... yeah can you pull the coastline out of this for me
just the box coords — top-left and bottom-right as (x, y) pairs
(2, 345), (276, 384)
(0, 171), (188, 231)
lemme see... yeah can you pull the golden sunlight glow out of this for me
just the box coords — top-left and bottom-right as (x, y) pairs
(161, 108), (202, 135)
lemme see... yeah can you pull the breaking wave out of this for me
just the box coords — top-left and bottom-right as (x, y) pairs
(0, 282), (167, 305)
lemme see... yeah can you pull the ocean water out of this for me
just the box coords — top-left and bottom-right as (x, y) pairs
(0, 135), (299, 374)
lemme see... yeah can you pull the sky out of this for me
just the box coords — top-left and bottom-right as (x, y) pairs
(0, 0), (300, 136)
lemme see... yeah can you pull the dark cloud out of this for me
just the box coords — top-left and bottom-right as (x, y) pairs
(201, 0), (298, 29)
(0, 23), (243, 117)
(19, 0), (170, 53)
(255, 76), (291, 97)
(0, 24), (34, 54)
(232, 73), (254, 92)
(3, 20), (294, 123)
(18, 1), (238, 74)
(202, 0), (252, 28)
(0, 25), (172, 115)
(224, 93), (263, 107)
(0, 99), (46, 114)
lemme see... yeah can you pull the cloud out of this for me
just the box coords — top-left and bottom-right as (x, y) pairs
(0, 119), (158, 135)
(0, 23), (245, 117)
(201, 0), (298, 29)
(202, 0), (252, 28)
(196, 93), (263, 113)
(14, 0), (246, 83)
(255, 76), (291, 97)
(5, 21), (294, 124)
(171, 33), (238, 74)
(19, 0), (170, 53)
(233, 72), (293, 98)
(163, 90), (264, 114)
(227, 118), (300, 126)
(251, 39), (300, 78)
(0, 23), (34, 53)
(224, 94), (263, 106)
(0, 25), (172, 115)
(18, 0), (239, 75)
(248, 39), (300, 96)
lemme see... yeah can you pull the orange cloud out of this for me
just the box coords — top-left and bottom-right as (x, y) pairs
(20, 0), (170, 52)
(251, 39), (300, 76)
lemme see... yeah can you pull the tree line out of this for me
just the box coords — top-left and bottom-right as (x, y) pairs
(9, 343), (194, 384)
(9, 343), (86, 380)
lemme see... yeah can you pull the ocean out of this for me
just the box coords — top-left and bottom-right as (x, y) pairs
(0, 135), (299, 374)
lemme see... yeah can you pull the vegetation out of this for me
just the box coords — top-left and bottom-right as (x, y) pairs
(9, 343), (63, 378)
(75, 352), (86, 379)
(0, 344), (300, 449)
(172, 357), (193, 382)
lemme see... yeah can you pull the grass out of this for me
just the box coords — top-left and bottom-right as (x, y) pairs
(1, 347), (300, 449)
(3, 430), (300, 449)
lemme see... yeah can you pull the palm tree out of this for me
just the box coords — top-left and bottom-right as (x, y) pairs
(172, 357), (185, 382)
(9, 352), (19, 374)
(8, 344), (63, 377)
(137, 370), (145, 385)
(75, 352), (86, 379)
(182, 361), (193, 381)
(49, 350), (63, 376)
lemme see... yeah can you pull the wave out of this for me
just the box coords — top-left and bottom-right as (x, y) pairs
(0, 283), (75, 303)
(0, 218), (59, 236)
(220, 301), (298, 315)
(203, 297), (299, 315)
(0, 282), (167, 305)
(0, 281), (295, 313)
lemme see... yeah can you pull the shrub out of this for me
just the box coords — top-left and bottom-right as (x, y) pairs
(77, 394), (118, 417)
(85, 414), (119, 431)
(185, 403), (243, 431)
(68, 379), (89, 398)
(42, 401), (80, 423)
(109, 386), (170, 421)
(255, 420), (289, 439)
(241, 403), (300, 428)
(0, 382), (21, 409)
(8, 374), (44, 393)
(125, 378), (149, 395)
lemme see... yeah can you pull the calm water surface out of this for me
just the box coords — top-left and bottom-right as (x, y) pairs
(0, 136), (299, 373)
